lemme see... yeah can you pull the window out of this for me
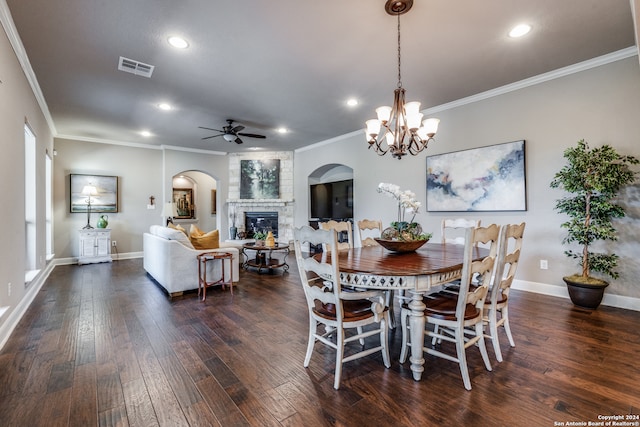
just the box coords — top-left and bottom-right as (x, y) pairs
(45, 150), (53, 260)
(24, 125), (37, 277)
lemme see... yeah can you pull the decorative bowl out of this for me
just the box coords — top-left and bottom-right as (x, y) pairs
(374, 238), (428, 253)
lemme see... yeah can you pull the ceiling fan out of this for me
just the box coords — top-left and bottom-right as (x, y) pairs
(199, 119), (266, 144)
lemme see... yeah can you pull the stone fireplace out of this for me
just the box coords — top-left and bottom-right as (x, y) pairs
(227, 152), (295, 243)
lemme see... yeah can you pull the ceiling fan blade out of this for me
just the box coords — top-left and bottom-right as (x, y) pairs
(235, 137), (243, 144)
(231, 125), (245, 133)
(201, 134), (223, 140)
(237, 132), (266, 139)
(198, 126), (223, 132)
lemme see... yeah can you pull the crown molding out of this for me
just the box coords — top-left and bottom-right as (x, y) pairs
(423, 47), (638, 115)
(299, 47), (639, 153)
(56, 134), (227, 155)
(0, 0), (57, 135)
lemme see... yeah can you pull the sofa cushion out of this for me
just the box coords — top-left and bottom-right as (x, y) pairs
(191, 229), (220, 250)
(150, 225), (195, 249)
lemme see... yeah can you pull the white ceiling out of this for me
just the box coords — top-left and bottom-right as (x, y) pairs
(4, 0), (639, 153)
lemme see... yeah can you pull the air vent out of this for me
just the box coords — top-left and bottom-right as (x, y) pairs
(118, 56), (155, 78)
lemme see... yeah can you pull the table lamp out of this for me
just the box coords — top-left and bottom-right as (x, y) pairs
(81, 185), (98, 229)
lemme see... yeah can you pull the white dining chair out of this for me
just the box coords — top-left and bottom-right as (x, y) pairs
(293, 226), (390, 389)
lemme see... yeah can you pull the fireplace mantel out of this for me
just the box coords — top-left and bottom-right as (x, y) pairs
(227, 199), (294, 207)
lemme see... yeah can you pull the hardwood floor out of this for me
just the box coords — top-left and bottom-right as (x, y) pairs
(1, 258), (638, 426)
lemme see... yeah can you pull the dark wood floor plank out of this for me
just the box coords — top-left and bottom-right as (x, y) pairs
(130, 335), (190, 427)
(170, 339), (214, 384)
(98, 405), (130, 427)
(181, 400), (223, 427)
(194, 376), (250, 427)
(36, 387), (72, 427)
(224, 382), (283, 427)
(0, 258), (638, 426)
(121, 378), (159, 427)
(69, 362), (98, 427)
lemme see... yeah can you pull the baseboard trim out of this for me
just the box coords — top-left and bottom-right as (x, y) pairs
(512, 279), (639, 311)
(54, 251), (143, 265)
(0, 260), (55, 350)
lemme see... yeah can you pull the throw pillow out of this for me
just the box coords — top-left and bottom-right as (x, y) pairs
(191, 229), (220, 250)
(168, 222), (188, 236)
(190, 224), (204, 237)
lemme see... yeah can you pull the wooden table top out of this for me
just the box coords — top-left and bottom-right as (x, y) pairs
(315, 243), (487, 277)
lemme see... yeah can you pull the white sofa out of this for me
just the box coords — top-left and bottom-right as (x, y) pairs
(143, 225), (240, 297)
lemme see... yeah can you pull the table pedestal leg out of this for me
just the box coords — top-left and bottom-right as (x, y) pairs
(408, 290), (426, 381)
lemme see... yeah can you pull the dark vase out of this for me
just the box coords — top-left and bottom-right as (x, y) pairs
(229, 226), (237, 240)
(563, 276), (609, 309)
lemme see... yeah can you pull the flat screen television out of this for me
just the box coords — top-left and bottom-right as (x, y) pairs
(309, 179), (353, 220)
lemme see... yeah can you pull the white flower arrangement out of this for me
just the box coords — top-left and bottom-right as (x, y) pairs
(377, 183), (431, 241)
(377, 182), (421, 224)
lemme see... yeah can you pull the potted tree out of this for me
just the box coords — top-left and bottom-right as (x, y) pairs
(550, 140), (638, 309)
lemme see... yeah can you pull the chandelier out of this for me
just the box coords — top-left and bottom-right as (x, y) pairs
(365, 0), (440, 160)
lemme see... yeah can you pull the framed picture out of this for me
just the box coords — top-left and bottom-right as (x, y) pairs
(70, 174), (118, 213)
(211, 189), (217, 214)
(173, 188), (194, 219)
(240, 159), (280, 199)
(426, 140), (527, 211)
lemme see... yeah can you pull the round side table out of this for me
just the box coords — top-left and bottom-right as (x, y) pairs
(197, 252), (234, 301)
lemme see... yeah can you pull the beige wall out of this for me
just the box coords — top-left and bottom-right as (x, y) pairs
(295, 56), (640, 304)
(52, 139), (229, 259)
(0, 24), (54, 338)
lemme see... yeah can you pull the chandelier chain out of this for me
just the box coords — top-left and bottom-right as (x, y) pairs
(397, 12), (402, 88)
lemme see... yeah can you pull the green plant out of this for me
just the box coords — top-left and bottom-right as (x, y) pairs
(550, 140), (638, 280)
(253, 231), (267, 240)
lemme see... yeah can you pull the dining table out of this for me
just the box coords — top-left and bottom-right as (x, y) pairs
(314, 243), (487, 381)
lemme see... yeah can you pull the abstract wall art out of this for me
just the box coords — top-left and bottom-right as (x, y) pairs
(426, 140), (526, 211)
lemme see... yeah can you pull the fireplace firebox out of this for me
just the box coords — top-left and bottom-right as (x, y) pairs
(245, 212), (278, 238)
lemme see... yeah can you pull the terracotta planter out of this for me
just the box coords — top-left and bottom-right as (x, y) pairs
(563, 275), (609, 309)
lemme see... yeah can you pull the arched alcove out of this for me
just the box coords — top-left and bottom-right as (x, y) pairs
(171, 170), (218, 231)
(308, 164), (354, 221)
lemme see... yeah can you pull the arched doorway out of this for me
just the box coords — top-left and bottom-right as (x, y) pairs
(308, 164), (354, 222)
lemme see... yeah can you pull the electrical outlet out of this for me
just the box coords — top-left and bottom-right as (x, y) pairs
(8, 282), (11, 297)
(540, 259), (548, 270)
(112, 241), (117, 247)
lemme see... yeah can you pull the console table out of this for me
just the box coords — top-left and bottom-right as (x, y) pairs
(78, 228), (112, 265)
(242, 242), (290, 274)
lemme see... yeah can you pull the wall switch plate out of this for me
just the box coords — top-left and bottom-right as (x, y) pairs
(540, 259), (548, 270)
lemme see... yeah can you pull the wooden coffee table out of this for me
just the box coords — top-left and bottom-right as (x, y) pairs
(242, 242), (290, 274)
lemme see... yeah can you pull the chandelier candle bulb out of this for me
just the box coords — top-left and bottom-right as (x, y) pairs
(376, 106), (392, 122)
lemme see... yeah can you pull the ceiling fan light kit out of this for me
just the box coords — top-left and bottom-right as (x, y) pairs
(366, 0), (440, 159)
(199, 119), (267, 145)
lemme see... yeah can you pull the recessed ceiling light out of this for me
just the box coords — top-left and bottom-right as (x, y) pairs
(157, 103), (172, 111)
(509, 24), (531, 38)
(140, 130), (152, 137)
(168, 36), (189, 49)
(347, 99), (359, 107)
(277, 127), (288, 134)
